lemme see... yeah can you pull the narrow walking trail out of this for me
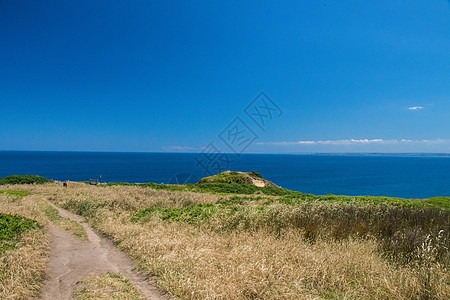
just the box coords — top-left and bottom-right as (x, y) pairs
(40, 203), (166, 300)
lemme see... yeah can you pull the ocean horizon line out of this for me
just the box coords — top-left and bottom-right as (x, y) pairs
(1, 150), (450, 157)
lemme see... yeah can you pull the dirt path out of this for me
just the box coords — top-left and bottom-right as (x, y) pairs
(40, 204), (166, 300)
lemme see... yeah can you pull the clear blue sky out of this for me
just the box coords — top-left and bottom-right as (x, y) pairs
(1, 1), (449, 153)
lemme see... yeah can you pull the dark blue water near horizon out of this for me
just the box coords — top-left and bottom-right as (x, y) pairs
(1, 151), (449, 199)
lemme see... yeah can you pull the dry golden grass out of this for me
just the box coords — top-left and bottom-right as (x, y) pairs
(95, 213), (449, 299)
(0, 193), (48, 225)
(0, 193), (49, 299)
(74, 271), (146, 300)
(7, 183), (450, 299)
(0, 231), (48, 299)
(10, 181), (217, 212)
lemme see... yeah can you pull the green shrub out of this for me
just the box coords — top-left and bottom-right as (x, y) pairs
(198, 171), (252, 184)
(249, 171), (263, 179)
(0, 213), (41, 252)
(0, 175), (53, 185)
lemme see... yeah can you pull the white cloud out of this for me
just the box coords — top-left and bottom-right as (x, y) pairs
(258, 138), (449, 146)
(161, 145), (198, 151)
(408, 106), (424, 110)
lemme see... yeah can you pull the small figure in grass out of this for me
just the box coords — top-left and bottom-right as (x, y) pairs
(63, 180), (68, 188)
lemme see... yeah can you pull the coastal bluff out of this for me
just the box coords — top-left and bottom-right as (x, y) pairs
(197, 170), (278, 188)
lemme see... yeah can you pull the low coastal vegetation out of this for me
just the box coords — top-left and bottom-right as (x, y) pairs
(0, 175), (53, 185)
(0, 213), (41, 252)
(197, 170), (271, 185)
(0, 191), (49, 299)
(1, 172), (449, 299)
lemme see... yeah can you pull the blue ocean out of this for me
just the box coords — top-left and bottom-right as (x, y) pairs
(0, 151), (449, 199)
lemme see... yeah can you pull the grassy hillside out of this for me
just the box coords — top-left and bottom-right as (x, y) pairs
(2, 174), (448, 298)
(30, 181), (448, 299)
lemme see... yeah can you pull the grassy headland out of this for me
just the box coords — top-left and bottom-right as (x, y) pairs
(33, 171), (448, 299)
(1, 172), (449, 299)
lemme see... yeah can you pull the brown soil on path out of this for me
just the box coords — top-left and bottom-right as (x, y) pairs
(40, 203), (167, 300)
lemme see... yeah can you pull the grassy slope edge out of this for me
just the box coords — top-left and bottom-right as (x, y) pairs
(0, 191), (49, 299)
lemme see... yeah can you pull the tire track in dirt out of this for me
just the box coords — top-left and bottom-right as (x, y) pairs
(40, 203), (167, 300)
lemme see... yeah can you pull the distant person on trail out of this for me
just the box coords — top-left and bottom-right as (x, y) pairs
(63, 180), (68, 188)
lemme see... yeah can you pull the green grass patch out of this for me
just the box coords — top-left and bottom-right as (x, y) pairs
(0, 175), (53, 185)
(212, 191), (450, 210)
(43, 205), (87, 240)
(0, 213), (41, 252)
(0, 190), (31, 197)
(134, 203), (220, 223)
(419, 197), (450, 210)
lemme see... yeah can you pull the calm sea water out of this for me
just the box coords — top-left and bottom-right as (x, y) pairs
(0, 151), (449, 199)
